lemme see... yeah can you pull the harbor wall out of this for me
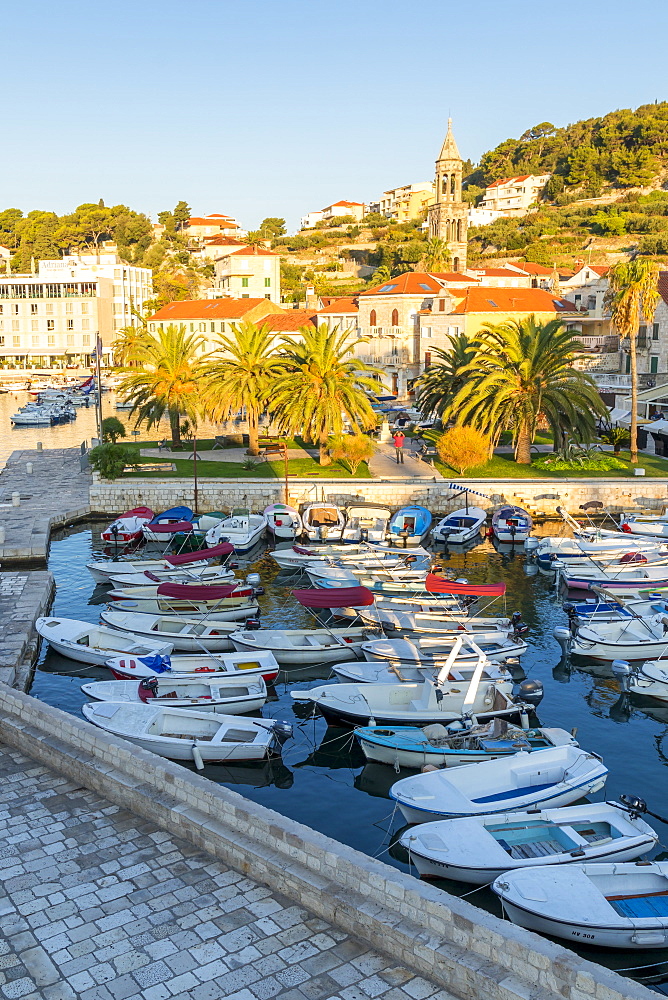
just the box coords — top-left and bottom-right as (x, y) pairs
(0, 684), (654, 1000)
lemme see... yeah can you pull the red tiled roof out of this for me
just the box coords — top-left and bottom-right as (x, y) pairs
(486, 175), (531, 189)
(450, 287), (579, 315)
(467, 267), (527, 278)
(148, 299), (277, 321)
(187, 217), (238, 228)
(429, 272), (478, 283)
(587, 265), (609, 276)
(326, 201), (364, 208)
(203, 236), (246, 247)
(360, 272), (443, 297)
(658, 271), (668, 308)
(266, 310), (319, 332)
(514, 262), (553, 275)
(318, 297), (359, 315)
(228, 246), (277, 257)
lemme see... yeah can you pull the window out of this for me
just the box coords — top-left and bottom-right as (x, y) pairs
(67, 335), (74, 346)
(190, 323), (194, 332)
(82, 319), (89, 330)
(12, 304), (18, 314)
(47, 320), (55, 331)
(0, 337), (4, 345)
(67, 319), (73, 330)
(210, 322), (215, 332)
(424, 352), (432, 367)
(0, 305), (2, 313)
(12, 320), (19, 331)
(438, 299), (445, 312)
(369, 310), (377, 327)
(13, 336), (19, 347)
(199, 323), (206, 332)
(48, 335), (55, 346)
(653, 323), (660, 341)
(66, 302), (73, 314)
(30, 304), (37, 315)
(265, 294), (271, 299)
(32, 336), (38, 346)
(45, 303), (53, 315)
(113, 303), (122, 314)
(81, 302), (88, 314)
(241, 277), (249, 287)
(83, 334), (90, 346)
(242, 294), (249, 298)
(391, 309), (399, 326)
(264, 278), (271, 287)
(31, 321), (38, 332)
(651, 355), (659, 374)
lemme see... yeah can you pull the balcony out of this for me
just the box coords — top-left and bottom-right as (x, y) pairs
(359, 349), (410, 366)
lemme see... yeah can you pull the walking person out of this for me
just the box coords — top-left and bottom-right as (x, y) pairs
(392, 429), (406, 464)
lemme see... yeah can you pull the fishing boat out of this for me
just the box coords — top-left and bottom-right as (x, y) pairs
(387, 505), (433, 545)
(491, 506), (533, 544)
(333, 657), (512, 685)
(81, 674), (268, 714)
(81, 703), (285, 764)
(105, 649), (279, 683)
(401, 802), (657, 884)
(301, 503), (346, 542)
(105, 581), (257, 615)
(432, 507), (488, 545)
(555, 615), (668, 662)
(99, 610), (241, 651)
(228, 626), (382, 665)
(340, 504), (392, 544)
(620, 512), (668, 540)
(270, 543), (424, 571)
(86, 542), (234, 583)
(559, 562), (668, 592)
(35, 617), (173, 666)
(101, 507), (155, 544)
(628, 659), (668, 702)
(390, 745), (608, 823)
(106, 566), (236, 588)
(142, 506), (195, 542)
(361, 633), (528, 665)
(492, 861), (668, 948)
(354, 605), (516, 635)
(205, 509), (267, 552)
(264, 504), (303, 540)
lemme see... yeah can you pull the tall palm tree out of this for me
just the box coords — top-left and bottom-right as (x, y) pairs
(199, 320), (284, 455)
(117, 324), (204, 448)
(415, 334), (477, 421)
(447, 317), (606, 465)
(605, 258), (659, 463)
(421, 238), (450, 272)
(111, 323), (151, 367)
(270, 324), (379, 465)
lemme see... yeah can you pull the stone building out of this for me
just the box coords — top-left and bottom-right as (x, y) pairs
(427, 120), (468, 271)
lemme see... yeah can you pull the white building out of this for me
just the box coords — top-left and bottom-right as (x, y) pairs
(213, 246), (281, 304)
(467, 207), (504, 227)
(39, 254), (153, 333)
(479, 174), (551, 217)
(368, 183), (434, 223)
(300, 201), (365, 230)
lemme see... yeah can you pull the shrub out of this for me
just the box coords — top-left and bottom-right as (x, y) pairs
(600, 427), (630, 455)
(101, 416), (126, 444)
(436, 426), (490, 475)
(88, 443), (136, 480)
(329, 433), (376, 475)
(533, 454), (627, 472)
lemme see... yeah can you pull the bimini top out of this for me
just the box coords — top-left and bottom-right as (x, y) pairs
(293, 587), (375, 608)
(425, 573), (506, 597)
(147, 506), (195, 524)
(164, 542), (234, 566)
(156, 582), (252, 599)
(147, 521), (193, 534)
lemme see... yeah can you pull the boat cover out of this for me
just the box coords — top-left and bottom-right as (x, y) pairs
(293, 586), (375, 608)
(148, 506), (194, 524)
(157, 582), (252, 599)
(165, 542), (234, 565)
(124, 506), (154, 519)
(425, 573), (506, 597)
(147, 521), (193, 535)
(292, 545), (312, 554)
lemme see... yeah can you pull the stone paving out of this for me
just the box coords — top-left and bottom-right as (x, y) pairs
(0, 744), (450, 1000)
(0, 572), (53, 689)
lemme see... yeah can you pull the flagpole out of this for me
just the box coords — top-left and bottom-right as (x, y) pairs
(95, 332), (103, 443)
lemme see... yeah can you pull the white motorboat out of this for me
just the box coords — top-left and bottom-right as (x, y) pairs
(105, 581), (257, 615)
(356, 721), (575, 769)
(301, 503), (346, 542)
(628, 659), (668, 701)
(106, 567), (236, 588)
(401, 802), (657, 884)
(109, 597), (258, 619)
(205, 510), (267, 553)
(228, 626), (382, 665)
(305, 564), (427, 589)
(354, 605), (516, 635)
(99, 610), (241, 651)
(86, 541), (234, 583)
(390, 746), (608, 823)
(35, 617), (173, 666)
(105, 649), (280, 683)
(264, 504), (302, 540)
(331, 658), (512, 686)
(432, 507), (487, 545)
(340, 504), (392, 544)
(101, 507), (154, 545)
(534, 533), (668, 568)
(620, 512), (668, 540)
(556, 615), (668, 662)
(560, 561), (668, 591)
(81, 703), (285, 763)
(270, 542), (422, 572)
(81, 674), (267, 714)
(361, 634), (527, 665)
(492, 861), (668, 949)
(566, 596), (668, 625)
(491, 506), (533, 544)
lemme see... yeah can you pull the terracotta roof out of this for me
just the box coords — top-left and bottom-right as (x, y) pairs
(318, 297), (359, 315)
(266, 310), (319, 332)
(514, 262), (553, 275)
(186, 217), (238, 228)
(486, 175), (531, 189)
(148, 299), (277, 321)
(360, 272), (444, 297)
(586, 265), (610, 276)
(228, 246), (277, 257)
(429, 272), (478, 283)
(325, 201), (364, 209)
(449, 287), (579, 315)
(658, 271), (668, 308)
(204, 236), (246, 247)
(467, 267), (527, 278)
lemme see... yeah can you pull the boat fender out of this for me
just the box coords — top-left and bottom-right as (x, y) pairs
(621, 523), (632, 533)
(191, 743), (204, 770)
(422, 764), (440, 773)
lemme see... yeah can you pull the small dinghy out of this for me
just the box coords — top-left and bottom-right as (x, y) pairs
(205, 509), (267, 553)
(535, 534), (668, 567)
(390, 746), (608, 824)
(87, 542), (234, 583)
(107, 566), (236, 588)
(81, 674), (267, 714)
(332, 658), (512, 686)
(35, 617), (173, 666)
(355, 605), (516, 635)
(559, 561), (668, 592)
(402, 802), (658, 884)
(99, 610), (240, 651)
(492, 861), (668, 948)
(81, 702), (286, 763)
(105, 581), (257, 615)
(492, 505), (533, 544)
(105, 649), (280, 683)
(101, 507), (154, 544)
(340, 504), (392, 544)
(142, 506), (195, 542)
(229, 626), (382, 665)
(361, 634), (528, 665)
(271, 543), (421, 571)
(620, 513), (668, 540)
(301, 503), (346, 542)
(357, 721), (575, 768)
(628, 659), (668, 701)
(432, 507), (487, 545)
(387, 505), (432, 545)
(556, 615), (668, 662)
(264, 504), (302, 541)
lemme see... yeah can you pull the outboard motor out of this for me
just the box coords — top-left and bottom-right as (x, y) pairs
(611, 658), (633, 693)
(455, 577), (469, 585)
(271, 720), (294, 743)
(618, 793), (648, 819)
(138, 677), (159, 703)
(553, 625), (572, 649)
(245, 618), (261, 629)
(245, 572), (264, 595)
(504, 656), (526, 682)
(516, 679), (544, 708)
(524, 537), (539, 552)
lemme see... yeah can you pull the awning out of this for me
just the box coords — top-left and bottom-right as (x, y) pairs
(425, 573), (506, 597)
(644, 419), (668, 434)
(157, 582), (252, 599)
(607, 408), (631, 423)
(292, 587), (375, 608)
(165, 542), (234, 566)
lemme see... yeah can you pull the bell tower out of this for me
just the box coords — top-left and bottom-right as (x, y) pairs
(428, 119), (468, 271)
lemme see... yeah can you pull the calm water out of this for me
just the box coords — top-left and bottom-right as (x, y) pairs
(30, 522), (668, 986)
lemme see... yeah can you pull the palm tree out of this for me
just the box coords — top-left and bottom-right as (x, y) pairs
(111, 323), (151, 367)
(605, 258), (659, 463)
(199, 321), (284, 455)
(370, 265), (392, 285)
(270, 324), (379, 465)
(447, 317), (606, 465)
(415, 334), (477, 421)
(421, 238), (450, 272)
(116, 324), (204, 448)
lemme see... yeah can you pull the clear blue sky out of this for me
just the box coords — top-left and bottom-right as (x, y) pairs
(2, 0), (667, 231)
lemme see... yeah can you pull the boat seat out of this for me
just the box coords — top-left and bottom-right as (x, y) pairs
(608, 893), (668, 918)
(502, 839), (564, 859)
(472, 783), (555, 804)
(161, 733), (214, 741)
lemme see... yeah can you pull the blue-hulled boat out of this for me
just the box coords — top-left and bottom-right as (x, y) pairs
(143, 506), (195, 542)
(491, 505), (533, 544)
(387, 505), (432, 546)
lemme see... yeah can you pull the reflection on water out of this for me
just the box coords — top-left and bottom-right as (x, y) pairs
(30, 520), (668, 985)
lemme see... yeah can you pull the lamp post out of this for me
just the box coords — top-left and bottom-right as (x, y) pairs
(193, 433), (199, 514)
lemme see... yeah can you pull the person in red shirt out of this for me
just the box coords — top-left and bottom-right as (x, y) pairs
(392, 430), (406, 464)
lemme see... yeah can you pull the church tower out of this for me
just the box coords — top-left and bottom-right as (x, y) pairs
(427, 119), (468, 271)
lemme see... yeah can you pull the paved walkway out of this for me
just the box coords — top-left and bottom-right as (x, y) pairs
(139, 447), (314, 463)
(0, 743), (448, 1000)
(368, 444), (443, 480)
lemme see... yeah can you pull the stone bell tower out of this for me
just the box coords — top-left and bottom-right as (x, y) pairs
(427, 119), (468, 271)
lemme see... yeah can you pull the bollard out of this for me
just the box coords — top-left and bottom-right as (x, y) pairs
(26, 462), (33, 474)
(11, 493), (20, 507)
(0, 527), (5, 544)
(36, 442), (42, 452)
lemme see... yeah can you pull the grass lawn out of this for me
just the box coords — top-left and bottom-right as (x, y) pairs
(433, 450), (668, 479)
(121, 446), (371, 480)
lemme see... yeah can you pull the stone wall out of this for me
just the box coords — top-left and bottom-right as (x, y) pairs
(90, 473), (668, 518)
(0, 684), (653, 1000)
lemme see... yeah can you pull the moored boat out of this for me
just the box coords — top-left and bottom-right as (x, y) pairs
(105, 581), (257, 615)
(142, 506), (195, 542)
(432, 507), (487, 545)
(340, 504), (392, 544)
(35, 616), (173, 666)
(228, 626), (382, 665)
(105, 649), (280, 683)
(99, 610), (241, 651)
(387, 505), (432, 545)
(81, 674), (268, 714)
(301, 503), (346, 542)
(264, 503), (302, 540)
(205, 509), (267, 552)
(87, 542), (234, 583)
(491, 505), (533, 544)
(101, 507), (155, 544)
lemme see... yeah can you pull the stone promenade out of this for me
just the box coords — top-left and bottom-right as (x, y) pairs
(0, 743), (449, 1000)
